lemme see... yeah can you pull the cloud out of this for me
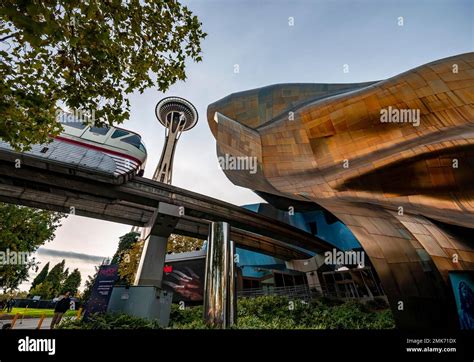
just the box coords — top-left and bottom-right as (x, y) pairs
(36, 248), (106, 264)
(20, 249), (107, 292)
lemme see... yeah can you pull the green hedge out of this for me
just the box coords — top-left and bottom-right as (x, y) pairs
(60, 296), (395, 329)
(59, 313), (161, 329)
(170, 296), (395, 329)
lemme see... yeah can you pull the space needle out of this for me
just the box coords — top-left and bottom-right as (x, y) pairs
(153, 96), (198, 184)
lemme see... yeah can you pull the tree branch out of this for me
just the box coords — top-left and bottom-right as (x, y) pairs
(0, 33), (18, 42)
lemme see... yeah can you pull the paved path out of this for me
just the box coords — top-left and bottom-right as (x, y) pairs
(4, 317), (53, 329)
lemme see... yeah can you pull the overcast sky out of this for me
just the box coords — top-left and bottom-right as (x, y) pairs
(22, 0), (473, 291)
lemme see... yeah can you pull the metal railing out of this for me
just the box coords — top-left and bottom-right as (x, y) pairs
(237, 284), (318, 301)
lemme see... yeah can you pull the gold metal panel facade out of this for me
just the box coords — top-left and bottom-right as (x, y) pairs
(207, 53), (474, 327)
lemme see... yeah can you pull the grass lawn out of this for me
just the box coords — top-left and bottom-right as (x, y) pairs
(0, 307), (77, 318)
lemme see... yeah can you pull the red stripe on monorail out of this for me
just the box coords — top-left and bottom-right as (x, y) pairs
(55, 136), (143, 165)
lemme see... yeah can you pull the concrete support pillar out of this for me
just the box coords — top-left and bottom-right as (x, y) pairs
(134, 232), (168, 287)
(134, 202), (181, 287)
(286, 254), (326, 294)
(203, 221), (236, 328)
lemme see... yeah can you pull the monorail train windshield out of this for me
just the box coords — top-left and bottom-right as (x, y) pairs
(119, 133), (147, 152)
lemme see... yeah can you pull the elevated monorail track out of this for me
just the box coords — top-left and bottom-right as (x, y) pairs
(0, 154), (333, 260)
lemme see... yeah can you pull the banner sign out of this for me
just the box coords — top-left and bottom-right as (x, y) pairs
(83, 264), (119, 320)
(162, 259), (205, 303)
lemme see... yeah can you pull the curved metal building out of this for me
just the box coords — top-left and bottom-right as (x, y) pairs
(207, 52), (474, 328)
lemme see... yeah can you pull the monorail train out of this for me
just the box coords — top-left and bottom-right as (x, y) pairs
(0, 112), (147, 184)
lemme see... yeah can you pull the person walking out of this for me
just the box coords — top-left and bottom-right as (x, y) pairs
(50, 292), (71, 329)
(6, 298), (14, 313)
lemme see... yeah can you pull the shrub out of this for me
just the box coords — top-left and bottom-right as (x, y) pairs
(169, 296), (396, 329)
(59, 296), (396, 329)
(58, 313), (161, 329)
(169, 304), (206, 329)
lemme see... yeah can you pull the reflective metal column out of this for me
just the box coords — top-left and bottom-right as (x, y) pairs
(203, 221), (236, 328)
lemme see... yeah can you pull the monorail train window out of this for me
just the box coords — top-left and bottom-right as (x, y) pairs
(121, 134), (141, 148)
(58, 114), (87, 129)
(64, 122), (87, 130)
(139, 141), (146, 153)
(89, 126), (110, 135)
(111, 129), (129, 139)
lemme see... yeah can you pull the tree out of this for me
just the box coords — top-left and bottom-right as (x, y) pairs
(117, 239), (144, 285)
(0, 0), (206, 150)
(81, 265), (98, 302)
(111, 231), (139, 264)
(28, 280), (53, 299)
(60, 268), (81, 296)
(0, 290), (28, 301)
(30, 261), (81, 299)
(0, 203), (65, 292)
(29, 261), (49, 291)
(167, 234), (204, 253)
(111, 231), (143, 285)
(44, 259), (66, 297)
